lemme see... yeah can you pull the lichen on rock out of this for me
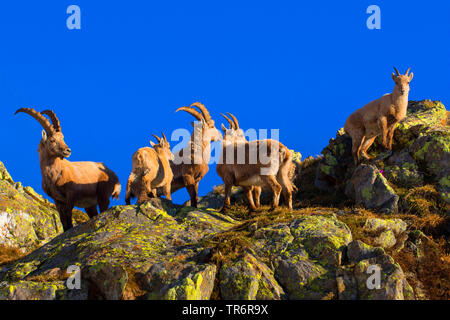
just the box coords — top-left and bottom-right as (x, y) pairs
(337, 240), (414, 300)
(0, 161), (63, 250)
(345, 164), (399, 214)
(0, 98), (447, 300)
(220, 253), (284, 300)
(0, 199), (239, 300)
(314, 100), (449, 211)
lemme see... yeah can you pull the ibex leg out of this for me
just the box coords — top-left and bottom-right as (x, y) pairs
(243, 186), (257, 212)
(253, 186), (261, 208)
(55, 201), (74, 232)
(262, 175), (282, 210)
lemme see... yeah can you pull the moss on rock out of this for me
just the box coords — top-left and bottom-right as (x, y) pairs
(220, 253), (284, 300)
(0, 161), (72, 251)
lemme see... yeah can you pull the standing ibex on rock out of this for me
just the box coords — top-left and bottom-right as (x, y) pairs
(217, 113), (294, 212)
(162, 102), (222, 208)
(220, 113), (262, 208)
(15, 108), (121, 231)
(344, 67), (413, 164)
(125, 133), (174, 205)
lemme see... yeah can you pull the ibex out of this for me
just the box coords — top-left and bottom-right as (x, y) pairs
(125, 133), (174, 205)
(15, 108), (121, 231)
(160, 102), (222, 208)
(344, 67), (413, 164)
(217, 113), (294, 212)
(220, 113), (262, 208)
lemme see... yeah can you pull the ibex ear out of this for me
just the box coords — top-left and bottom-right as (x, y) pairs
(408, 72), (414, 81)
(391, 73), (397, 81)
(221, 123), (227, 132)
(150, 141), (156, 147)
(41, 130), (47, 141)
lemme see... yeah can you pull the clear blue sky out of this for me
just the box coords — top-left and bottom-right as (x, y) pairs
(0, 1), (448, 205)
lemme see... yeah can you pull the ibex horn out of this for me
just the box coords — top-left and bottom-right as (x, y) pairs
(191, 102), (212, 122)
(405, 67), (411, 76)
(175, 106), (204, 121)
(15, 108), (55, 135)
(221, 113), (235, 129)
(393, 67), (400, 76)
(41, 110), (61, 132)
(227, 112), (239, 129)
(152, 134), (162, 144)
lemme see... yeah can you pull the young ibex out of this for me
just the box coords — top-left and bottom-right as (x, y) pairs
(220, 113), (262, 208)
(344, 67), (413, 164)
(125, 133), (174, 205)
(217, 113), (294, 212)
(162, 102), (222, 208)
(15, 108), (121, 231)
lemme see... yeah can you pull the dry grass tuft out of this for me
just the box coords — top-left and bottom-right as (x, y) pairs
(0, 245), (26, 266)
(122, 269), (147, 300)
(26, 269), (70, 283)
(206, 205), (335, 266)
(400, 185), (448, 217)
(390, 237), (450, 300)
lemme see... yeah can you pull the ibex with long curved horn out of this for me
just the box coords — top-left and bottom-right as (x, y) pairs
(217, 113), (294, 212)
(160, 102), (222, 208)
(15, 108), (121, 231)
(344, 67), (414, 164)
(125, 133), (174, 204)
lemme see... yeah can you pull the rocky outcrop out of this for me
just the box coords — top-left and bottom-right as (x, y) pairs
(0, 162), (63, 250)
(337, 242), (414, 300)
(0, 199), (237, 300)
(259, 214), (352, 300)
(0, 202), (416, 300)
(0, 162), (89, 252)
(394, 100), (448, 149)
(383, 151), (424, 188)
(363, 218), (408, 249)
(219, 253), (284, 300)
(345, 164), (399, 214)
(315, 100), (449, 212)
(409, 129), (449, 203)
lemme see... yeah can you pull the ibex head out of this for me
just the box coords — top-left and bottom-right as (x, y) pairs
(392, 67), (413, 95)
(221, 113), (246, 143)
(150, 132), (174, 161)
(15, 108), (72, 159)
(176, 102), (222, 142)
